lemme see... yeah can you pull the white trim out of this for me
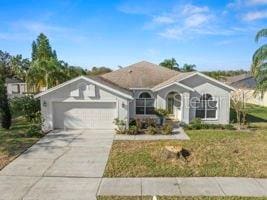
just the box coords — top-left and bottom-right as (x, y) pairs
(130, 88), (151, 90)
(34, 76), (133, 100)
(178, 72), (236, 91)
(52, 98), (118, 103)
(152, 82), (195, 92)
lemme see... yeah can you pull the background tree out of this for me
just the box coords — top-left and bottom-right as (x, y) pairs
(87, 66), (112, 76)
(10, 55), (30, 81)
(251, 28), (267, 97)
(181, 64), (196, 72)
(203, 69), (248, 80)
(0, 51), (12, 129)
(159, 58), (180, 71)
(27, 33), (86, 92)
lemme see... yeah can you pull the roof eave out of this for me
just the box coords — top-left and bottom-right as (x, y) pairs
(34, 76), (134, 100)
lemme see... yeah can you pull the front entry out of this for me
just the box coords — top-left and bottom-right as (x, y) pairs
(166, 92), (182, 121)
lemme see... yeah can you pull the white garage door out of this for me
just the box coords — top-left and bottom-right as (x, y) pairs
(53, 102), (116, 129)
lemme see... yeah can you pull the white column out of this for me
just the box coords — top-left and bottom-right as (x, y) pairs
(182, 92), (190, 124)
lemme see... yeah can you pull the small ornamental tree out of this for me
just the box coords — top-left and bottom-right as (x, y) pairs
(231, 89), (251, 129)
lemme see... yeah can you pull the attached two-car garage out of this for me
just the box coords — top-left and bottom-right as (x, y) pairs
(53, 102), (117, 130)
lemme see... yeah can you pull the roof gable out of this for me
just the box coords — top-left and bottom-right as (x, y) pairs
(102, 61), (180, 89)
(35, 76), (133, 99)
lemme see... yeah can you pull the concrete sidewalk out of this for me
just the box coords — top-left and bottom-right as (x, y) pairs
(98, 177), (267, 197)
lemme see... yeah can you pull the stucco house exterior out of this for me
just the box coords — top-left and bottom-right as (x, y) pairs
(5, 77), (27, 98)
(224, 74), (267, 107)
(35, 61), (235, 131)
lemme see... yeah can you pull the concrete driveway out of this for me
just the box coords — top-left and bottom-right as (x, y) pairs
(0, 129), (114, 200)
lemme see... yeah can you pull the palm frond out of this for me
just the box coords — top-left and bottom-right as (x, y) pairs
(255, 28), (267, 42)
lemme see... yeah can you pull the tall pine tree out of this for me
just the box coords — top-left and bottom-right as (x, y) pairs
(31, 41), (37, 61)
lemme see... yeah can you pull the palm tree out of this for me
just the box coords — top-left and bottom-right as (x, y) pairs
(159, 58), (180, 71)
(251, 28), (267, 97)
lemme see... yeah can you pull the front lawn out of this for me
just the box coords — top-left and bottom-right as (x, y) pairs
(97, 196), (267, 200)
(104, 129), (267, 177)
(0, 117), (42, 170)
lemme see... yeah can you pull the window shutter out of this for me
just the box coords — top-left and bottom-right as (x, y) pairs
(70, 89), (79, 97)
(87, 84), (96, 97)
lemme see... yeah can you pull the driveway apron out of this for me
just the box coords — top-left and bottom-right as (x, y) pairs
(0, 129), (114, 200)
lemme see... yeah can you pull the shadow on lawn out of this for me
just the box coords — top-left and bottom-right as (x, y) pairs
(230, 108), (267, 123)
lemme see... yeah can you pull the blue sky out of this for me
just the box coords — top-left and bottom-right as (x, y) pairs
(0, 0), (266, 71)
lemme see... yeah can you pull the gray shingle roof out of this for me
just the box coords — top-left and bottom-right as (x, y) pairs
(88, 76), (132, 96)
(225, 74), (256, 89)
(102, 61), (180, 89)
(5, 77), (24, 84)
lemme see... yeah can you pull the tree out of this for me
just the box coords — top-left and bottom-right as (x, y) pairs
(87, 66), (112, 76)
(181, 64), (196, 72)
(231, 89), (251, 129)
(0, 51), (12, 129)
(10, 55), (30, 81)
(251, 28), (267, 97)
(27, 33), (87, 92)
(31, 41), (37, 61)
(159, 58), (180, 71)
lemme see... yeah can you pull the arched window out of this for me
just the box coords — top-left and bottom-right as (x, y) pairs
(139, 92), (151, 98)
(195, 93), (217, 119)
(136, 92), (155, 115)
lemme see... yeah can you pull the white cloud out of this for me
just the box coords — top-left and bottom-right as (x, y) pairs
(182, 4), (209, 15)
(228, 0), (267, 8)
(243, 10), (267, 21)
(248, 0), (267, 5)
(152, 16), (175, 24)
(157, 4), (215, 39)
(11, 20), (70, 34)
(184, 13), (211, 28)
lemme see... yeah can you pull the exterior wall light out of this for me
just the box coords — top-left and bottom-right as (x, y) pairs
(43, 101), (47, 107)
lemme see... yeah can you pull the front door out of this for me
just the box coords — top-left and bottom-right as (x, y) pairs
(167, 97), (174, 114)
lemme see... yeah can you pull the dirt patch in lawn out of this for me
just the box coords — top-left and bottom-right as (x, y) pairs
(104, 129), (267, 178)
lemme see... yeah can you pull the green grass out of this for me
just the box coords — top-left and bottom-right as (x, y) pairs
(97, 196), (267, 200)
(104, 128), (267, 178)
(0, 117), (42, 170)
(230, 104), (267, 123)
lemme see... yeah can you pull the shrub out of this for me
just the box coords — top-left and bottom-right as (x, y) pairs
(155, 108), (169, 118)
(113, 118), (127, 134)
(26, 124), (43, 137)
(145, 126), (158, 135)
(161, 124), (173, 135)
(145, 118), (157, 127)
(185, 118), (236, 130)
(11, 96), (40, 122)
(126, 126), (139, 135)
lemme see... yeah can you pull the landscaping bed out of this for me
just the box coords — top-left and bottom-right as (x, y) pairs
(0, 117), (42, 170)
(104, 129), (267, 178)
(97, 196), (267, 200)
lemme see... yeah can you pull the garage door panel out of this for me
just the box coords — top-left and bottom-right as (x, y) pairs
(53, 102), (116, 129)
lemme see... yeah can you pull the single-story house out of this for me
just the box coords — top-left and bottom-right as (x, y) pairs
(224, 74), (267, 107)
(35, 61), (235, 131)
(5, 77), (27, 98)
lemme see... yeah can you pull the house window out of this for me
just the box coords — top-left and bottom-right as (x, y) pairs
(136, 92), (155, 115)
(12, 84), (20, 94)
(195, 93), (217, 119)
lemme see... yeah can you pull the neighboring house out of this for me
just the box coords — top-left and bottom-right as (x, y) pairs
(5, 77), (27, 98)
(35, 61), (235, 131)
(224, 74), (267, 107)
